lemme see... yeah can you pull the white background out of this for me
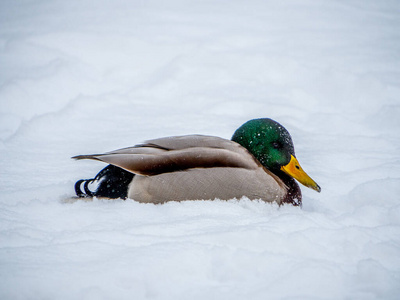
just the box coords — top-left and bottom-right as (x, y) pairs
(1, 1), (399, 299)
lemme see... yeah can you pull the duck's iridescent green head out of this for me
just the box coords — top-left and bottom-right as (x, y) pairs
(232, 118), (320, 192)
(232, 118), (294, 171)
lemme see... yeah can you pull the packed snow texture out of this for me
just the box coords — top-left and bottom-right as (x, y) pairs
(1, 1), (400, 299)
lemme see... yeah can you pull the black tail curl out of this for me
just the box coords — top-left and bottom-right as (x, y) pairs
(74, 164), (134, 199)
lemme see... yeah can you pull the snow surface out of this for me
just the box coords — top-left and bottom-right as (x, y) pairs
(1, 0), (400, 299)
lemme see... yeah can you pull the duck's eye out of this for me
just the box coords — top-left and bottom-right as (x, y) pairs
(272, 141), (281, 149)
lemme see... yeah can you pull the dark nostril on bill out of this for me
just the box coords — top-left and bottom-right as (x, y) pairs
(295, 165), (300, 169)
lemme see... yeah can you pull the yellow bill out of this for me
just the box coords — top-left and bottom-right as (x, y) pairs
(280, 155), (321, 192)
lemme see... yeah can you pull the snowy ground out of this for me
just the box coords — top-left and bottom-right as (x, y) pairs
(1, 0), (400, 299)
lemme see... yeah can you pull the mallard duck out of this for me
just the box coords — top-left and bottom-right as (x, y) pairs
(73, 118), (320, 206)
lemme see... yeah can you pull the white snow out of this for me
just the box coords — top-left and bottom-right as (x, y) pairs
(1, 0), (400, 299)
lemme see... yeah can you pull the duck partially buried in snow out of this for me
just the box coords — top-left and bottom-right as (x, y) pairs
(73, 118), (320, 206)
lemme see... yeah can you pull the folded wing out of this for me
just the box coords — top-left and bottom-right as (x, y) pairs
(72, 135), (261, 176)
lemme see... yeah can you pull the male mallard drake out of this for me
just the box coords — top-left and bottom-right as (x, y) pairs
(73, 118), (320, 206)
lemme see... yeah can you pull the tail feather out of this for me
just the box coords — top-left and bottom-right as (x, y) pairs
(74, 179), (92, 197)
(74, 164), (134, 199)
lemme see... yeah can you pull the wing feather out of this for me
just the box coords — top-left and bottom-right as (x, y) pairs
(72, 135), (260, 176)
